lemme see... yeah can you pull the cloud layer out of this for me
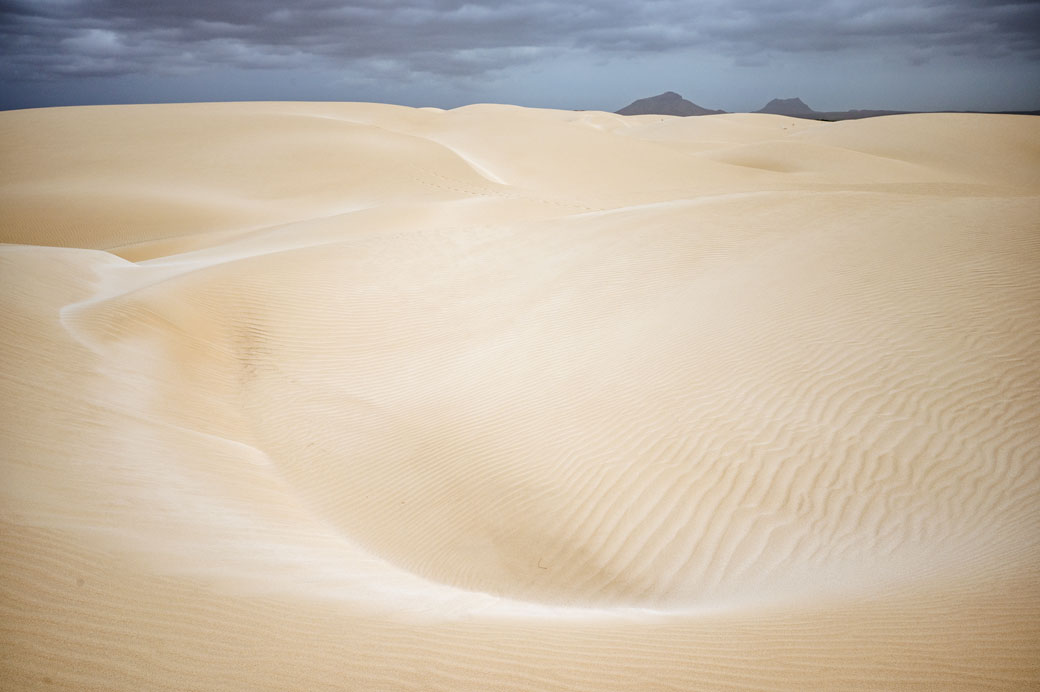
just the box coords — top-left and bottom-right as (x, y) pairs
(4, 0), (1039, 79)
(2, 0), (1039, 110)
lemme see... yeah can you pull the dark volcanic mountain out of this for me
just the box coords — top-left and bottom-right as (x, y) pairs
(616, 91), (725, 116)
(756, 97), (907, 121)
(617, 92), (1039, 121)
(757, 97), (816, 116)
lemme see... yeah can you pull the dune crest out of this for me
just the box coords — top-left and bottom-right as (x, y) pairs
(2, 103), (1039, 690)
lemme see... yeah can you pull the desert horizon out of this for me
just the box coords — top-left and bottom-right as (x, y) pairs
(6, 92), (1040, 119)
(1, 101), (1039, 690)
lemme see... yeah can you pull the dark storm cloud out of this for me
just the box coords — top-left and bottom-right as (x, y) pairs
(2, 0), (1039, 82)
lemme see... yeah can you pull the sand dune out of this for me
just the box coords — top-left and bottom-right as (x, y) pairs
(2, 103), (1039, 690)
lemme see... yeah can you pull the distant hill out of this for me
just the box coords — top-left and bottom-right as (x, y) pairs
(616, 92), (1039, 120)
(616, 91), (726, 116)
(755, 97), (908, 121)
(756, 97), (815, 117)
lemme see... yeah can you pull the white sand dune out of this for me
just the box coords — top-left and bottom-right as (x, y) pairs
(1, 102), (1039, 690)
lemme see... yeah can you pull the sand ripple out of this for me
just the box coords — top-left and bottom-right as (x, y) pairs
(2, 103), (1039, 689)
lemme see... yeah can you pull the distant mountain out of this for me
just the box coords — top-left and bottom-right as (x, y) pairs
(757, 97), (816, 116)
(616, 91), (726, 116)
(756, 98), (908, 121)
(616, 92), (1040, 121)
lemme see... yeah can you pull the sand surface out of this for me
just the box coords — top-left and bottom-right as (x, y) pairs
(1, 102), (1039, 690)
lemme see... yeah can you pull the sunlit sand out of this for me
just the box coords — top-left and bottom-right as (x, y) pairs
(2, 102), (1038, 690)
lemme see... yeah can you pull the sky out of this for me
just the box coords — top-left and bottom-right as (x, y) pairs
(1, 0), (1039, 113)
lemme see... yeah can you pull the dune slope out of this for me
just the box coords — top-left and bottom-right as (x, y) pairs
(2, 103), (1039, 690)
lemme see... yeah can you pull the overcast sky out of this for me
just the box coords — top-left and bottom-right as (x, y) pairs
(2, 0), (1038, 113)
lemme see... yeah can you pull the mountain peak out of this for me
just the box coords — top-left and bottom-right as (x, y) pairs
(616, 92), (725, 117)
(757, 97), (815, 116)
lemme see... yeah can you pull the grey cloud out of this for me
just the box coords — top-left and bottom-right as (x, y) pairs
(2, 0), (1039, 84)
(585, 0), (1040, 58)
(0, 0), (586, 81)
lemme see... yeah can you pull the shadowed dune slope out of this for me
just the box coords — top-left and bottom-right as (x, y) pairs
(2, 102), (1039, 690)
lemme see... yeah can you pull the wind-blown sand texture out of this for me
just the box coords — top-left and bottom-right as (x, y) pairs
(1, 102), (1039, 690)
